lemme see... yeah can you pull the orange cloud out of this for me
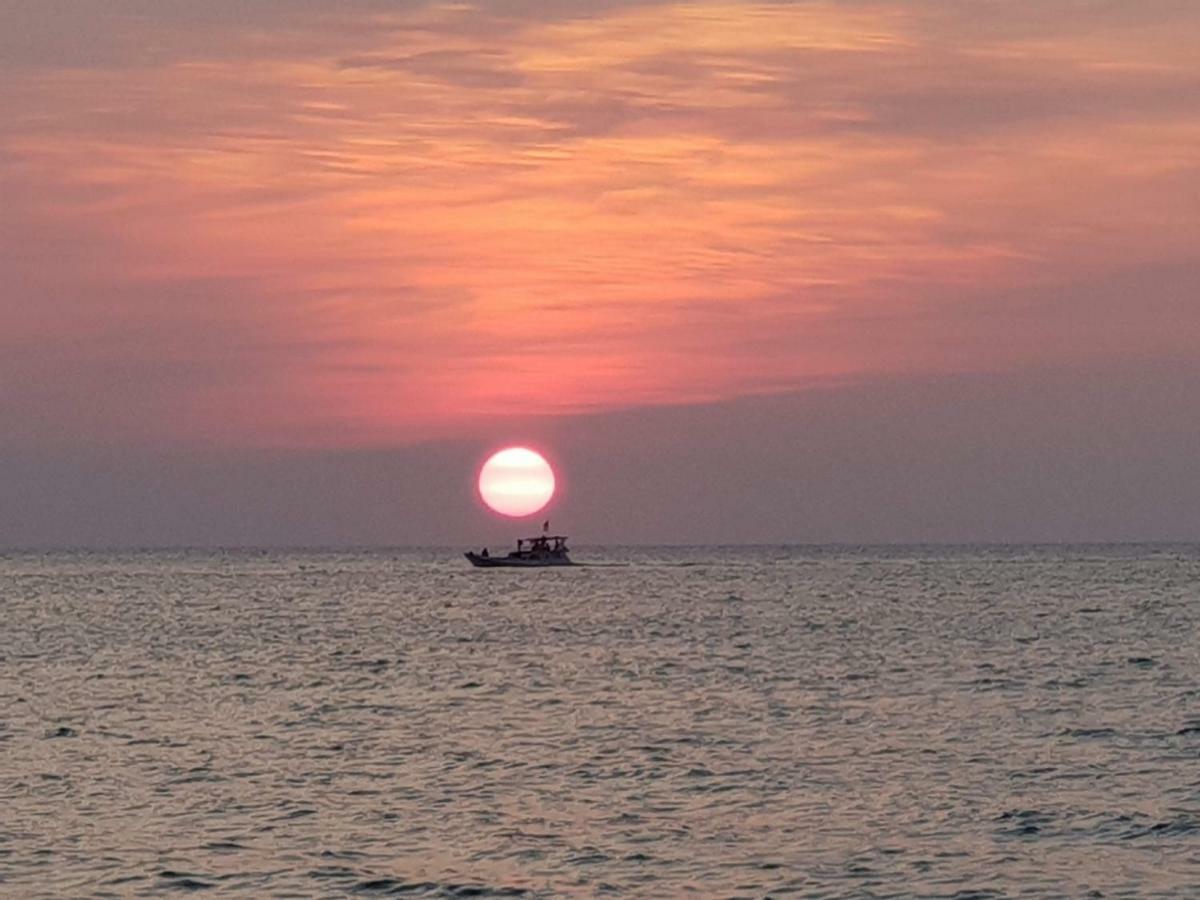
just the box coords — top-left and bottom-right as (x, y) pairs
(2, 1), (1198, 448)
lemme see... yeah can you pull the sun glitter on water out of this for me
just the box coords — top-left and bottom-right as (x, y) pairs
(477, 447), (556, 517)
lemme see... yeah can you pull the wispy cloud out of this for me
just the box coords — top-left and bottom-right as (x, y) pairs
(2, 0), (1198, 447)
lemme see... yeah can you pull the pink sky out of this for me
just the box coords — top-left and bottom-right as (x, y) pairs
(1, 2), (1198, 543)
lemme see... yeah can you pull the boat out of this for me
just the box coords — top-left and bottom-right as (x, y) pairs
(465, 534), (574, 567)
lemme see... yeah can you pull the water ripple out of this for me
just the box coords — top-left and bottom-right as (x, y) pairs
(2, 545), (1199, 895)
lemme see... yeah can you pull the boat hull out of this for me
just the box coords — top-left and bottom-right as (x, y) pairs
(464, 552), (574, 568)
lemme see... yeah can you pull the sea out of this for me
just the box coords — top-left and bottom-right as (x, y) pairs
(2, 545), (1198, 898)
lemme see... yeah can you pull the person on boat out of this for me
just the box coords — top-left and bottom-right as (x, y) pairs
(480, 547), (489, 558)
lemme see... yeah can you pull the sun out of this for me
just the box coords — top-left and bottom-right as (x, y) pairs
(477, 447), (556, 517)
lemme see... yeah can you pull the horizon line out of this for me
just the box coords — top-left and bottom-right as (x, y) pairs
(3, 540), (1198, 554)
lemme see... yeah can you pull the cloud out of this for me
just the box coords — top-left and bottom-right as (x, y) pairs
(5, 360), (1198, 546)
(2, 0), (1198, 450)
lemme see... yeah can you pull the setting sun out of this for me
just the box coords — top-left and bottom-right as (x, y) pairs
(477, 447), (556, 518)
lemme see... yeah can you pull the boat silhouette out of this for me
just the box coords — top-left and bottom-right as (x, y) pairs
(465, 534), (573, 567)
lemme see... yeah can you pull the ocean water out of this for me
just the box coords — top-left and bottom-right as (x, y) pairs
(2, 545), (1199, 898)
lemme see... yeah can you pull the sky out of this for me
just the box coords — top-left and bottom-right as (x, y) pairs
(1, 0), (1198, 546)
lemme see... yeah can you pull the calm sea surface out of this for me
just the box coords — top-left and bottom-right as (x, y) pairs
(2, 546), (1199, 897)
